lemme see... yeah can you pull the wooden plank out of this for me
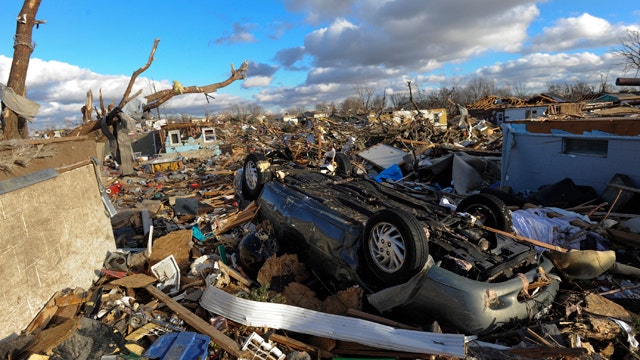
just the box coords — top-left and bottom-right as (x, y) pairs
(481, 225), (568, 252)
(144, 285), (248, 358)
(217, 261), (254, 288)
(26, 318), (78, 355)
(606, 182), (640, 194)
(270, 333), (333, 358)
(54, 292), (89, 307)
(110, 273), (157, 288)
(24, 292), (61, 335)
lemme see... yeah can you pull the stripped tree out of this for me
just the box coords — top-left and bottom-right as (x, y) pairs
(79, 39), (248, 175)
(2, 0), (45, 139)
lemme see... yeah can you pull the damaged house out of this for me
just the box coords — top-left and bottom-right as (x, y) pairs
(501, 117), (640, 201)
(468, 94), (585, 125)
(132, 121), (222, 158)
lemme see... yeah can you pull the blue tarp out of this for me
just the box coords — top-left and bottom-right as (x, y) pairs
(374, 163), (403, 183)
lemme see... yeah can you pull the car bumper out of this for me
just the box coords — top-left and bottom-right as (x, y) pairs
(368, 255), (559, 335)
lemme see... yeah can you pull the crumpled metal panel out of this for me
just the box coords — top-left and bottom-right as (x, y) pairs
(200, 274), (466, 358)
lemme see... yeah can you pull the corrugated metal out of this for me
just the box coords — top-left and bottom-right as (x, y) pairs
(200, 276), (466, 358)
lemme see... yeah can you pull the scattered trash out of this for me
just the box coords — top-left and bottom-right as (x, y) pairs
(4, 100), (640, 359)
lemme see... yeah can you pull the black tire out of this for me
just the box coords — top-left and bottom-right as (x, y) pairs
(456, 193), (513, 231)
(242, 153), (272, 201)
(362, 208), (429, 286)
(334, 153), (352, 176)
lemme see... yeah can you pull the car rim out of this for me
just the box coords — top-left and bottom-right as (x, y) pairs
(369, 221), (406, 273)
(245, 160), (258, 190)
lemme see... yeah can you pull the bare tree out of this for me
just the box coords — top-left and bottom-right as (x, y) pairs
(353, 84), (376, 114)
(339, 96), (362, 118)
(545, 81), (596, 101)
(507, 80), (530, 98)
(613, 29), (640, 75)
(424, 86), (453, 110)
(73, 39), (247, 175)
(3, 0), (44, 139)
(389, 91), (409, 110)
(598, 72), (611, 93)
(463, 77), (496, 104)
(230, 103), (251, 122)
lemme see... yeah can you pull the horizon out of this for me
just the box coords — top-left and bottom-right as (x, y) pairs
(1, 0), (639, 130)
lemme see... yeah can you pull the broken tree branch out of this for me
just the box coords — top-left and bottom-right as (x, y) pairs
(143, 61), (249, 111)
(119, 38), (159, 108)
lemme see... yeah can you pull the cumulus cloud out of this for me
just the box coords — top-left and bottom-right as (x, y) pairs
(243, 76), (272, 88)
(301, 1), (538, 80)
(282, 0), (357, 25)
(273, 47), (307, 70)
(530, 13), (627, 52)
(253, 82), (348, 110)
(247, 61), (279, 77)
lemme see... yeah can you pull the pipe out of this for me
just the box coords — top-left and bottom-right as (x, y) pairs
(615, 78), (640, 86)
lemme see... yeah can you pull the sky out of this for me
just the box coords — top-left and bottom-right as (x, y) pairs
(0, 0), (639, 130)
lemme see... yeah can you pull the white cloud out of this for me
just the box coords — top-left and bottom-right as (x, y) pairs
(242, 76), (272, 88)
(530, 13), (625, 52)
(300, 1), (539, 83)
(474, 51), (626, 93)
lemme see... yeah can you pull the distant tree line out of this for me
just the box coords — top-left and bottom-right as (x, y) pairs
(224, 76), (625, 123)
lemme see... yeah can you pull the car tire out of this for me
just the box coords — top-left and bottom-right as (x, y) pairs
(456, 193), (513, 231)
(362, 208), (429, 286)
(334, 153), (352, 176)
(242, 153), (272, 201)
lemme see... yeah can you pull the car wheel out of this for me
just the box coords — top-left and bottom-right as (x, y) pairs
(362, 208), (429, 286)
(242, 153), (272, 200)
(456, 193), (513, 231)
(333, 153), (352, 176)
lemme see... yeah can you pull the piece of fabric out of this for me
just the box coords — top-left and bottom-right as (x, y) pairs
(0, 83), (40, 121)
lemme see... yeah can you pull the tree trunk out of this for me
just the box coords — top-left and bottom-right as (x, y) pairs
(4, 0), (42, 139)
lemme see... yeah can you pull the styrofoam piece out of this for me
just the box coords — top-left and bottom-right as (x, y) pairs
(151, 255), (180, 294)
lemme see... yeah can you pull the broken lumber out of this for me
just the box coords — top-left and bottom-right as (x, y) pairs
(144, 285), (247, 358)
(481, 225), (568, 252)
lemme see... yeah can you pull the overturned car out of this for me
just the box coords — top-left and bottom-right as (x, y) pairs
(235, 152), (559, 335)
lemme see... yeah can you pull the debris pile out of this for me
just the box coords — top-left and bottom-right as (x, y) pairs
(2, 109), (640, 360)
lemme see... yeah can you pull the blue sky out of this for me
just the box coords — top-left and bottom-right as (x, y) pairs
(0, 0), (639, 130)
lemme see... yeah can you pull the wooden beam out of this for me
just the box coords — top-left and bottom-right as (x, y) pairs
(144, 285), (248, 358)
(481, 225), (568, 252)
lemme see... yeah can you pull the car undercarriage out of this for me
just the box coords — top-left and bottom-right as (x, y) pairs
(236, 152), (560, 334)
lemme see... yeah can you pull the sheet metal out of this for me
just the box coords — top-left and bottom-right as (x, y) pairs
(200, 274), (466, 358)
